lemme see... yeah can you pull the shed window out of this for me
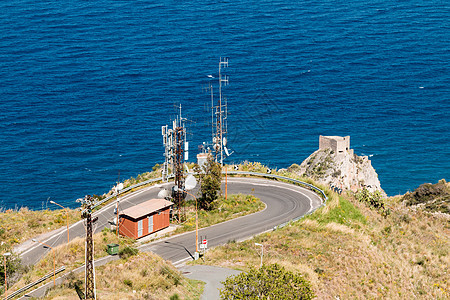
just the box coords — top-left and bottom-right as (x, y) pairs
(138, 219), (143, 237)
(148, 215), (154, 233)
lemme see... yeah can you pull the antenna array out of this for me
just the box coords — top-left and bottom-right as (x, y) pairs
(161, 104), (189, 221)
(211, 57), (231, 165)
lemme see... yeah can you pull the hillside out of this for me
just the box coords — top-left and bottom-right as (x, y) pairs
(194, 177), (449, 299)
(1, 162), (448, 299)
(402, 179), (449, 214)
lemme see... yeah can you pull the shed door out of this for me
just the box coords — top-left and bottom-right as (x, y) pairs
(148, 215), (154, 233)
(138, 219), (143, 237)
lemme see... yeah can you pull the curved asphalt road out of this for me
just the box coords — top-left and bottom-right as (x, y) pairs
(141, 177), (322, 264)
(19, 177), (322, 267)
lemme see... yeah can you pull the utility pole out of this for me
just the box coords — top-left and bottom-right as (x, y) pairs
(77, 195), (97, 300)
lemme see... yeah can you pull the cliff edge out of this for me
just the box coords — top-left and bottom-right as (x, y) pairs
(290, 136), (384, 195)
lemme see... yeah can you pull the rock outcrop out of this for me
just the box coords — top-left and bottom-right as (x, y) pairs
(290, 136), (384, 195)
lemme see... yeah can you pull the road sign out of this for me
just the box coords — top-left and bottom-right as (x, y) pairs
(200, 239), (207, 249)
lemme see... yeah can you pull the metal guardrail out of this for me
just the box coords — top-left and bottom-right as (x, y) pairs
(92, 171), (327, 210)
(225, 171), (328, 204)
(224, 171), (328, 229)
(92, 176), (173, 209)
(7, 266), (65, 300)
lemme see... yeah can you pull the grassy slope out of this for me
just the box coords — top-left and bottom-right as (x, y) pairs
(193, 185), (449, 299)
(0, 207), (81, 252)
(44, 252), (204, 300)
(3, 193), (263, 299)
(174, 194), (264, 235)
(7, 229), (203, 299)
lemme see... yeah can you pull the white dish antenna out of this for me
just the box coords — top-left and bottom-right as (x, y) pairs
(185, 174), (197, 191)
(115, 183), (124, 193)
(223, 137), (227, 146)
(224, 146), (234, 157)
(158, 189), (170, 199)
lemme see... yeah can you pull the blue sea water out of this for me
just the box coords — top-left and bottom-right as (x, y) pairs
(0, 1), (448, 210)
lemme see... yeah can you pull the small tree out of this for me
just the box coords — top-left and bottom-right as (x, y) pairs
(194, 153), (222, 210)
(220, 264), (315, 299)
(356, 188), (390, 217)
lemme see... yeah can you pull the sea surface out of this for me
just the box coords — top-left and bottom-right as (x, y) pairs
(0, 1), (448, 210)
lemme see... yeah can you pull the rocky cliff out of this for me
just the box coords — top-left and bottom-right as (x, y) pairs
(289, 136), (384, 195)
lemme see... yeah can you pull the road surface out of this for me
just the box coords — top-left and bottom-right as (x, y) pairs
(19, 176), (322, 267)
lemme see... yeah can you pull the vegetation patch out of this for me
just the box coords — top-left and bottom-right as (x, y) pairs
(7, 228), (135, 296)
(356, 188), (390, 217)
(402, 179), (449, 214)
(43, 252), (204, 299)
(175, 194), (264, 234)
(220, 263), (315, 299)
(0, 207), (81, 251)
(193, 176), (449, 299)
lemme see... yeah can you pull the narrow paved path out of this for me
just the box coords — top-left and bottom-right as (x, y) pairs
(179, 265), (242, 300)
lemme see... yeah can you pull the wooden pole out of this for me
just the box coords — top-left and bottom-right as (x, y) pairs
(66, 208), (69, 244)
(116, 199), (119, 238)
(225, 165), (228, 200)
(4, 255), (7, 298)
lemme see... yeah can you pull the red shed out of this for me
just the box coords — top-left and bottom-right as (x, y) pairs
(119, 198), (173, 239)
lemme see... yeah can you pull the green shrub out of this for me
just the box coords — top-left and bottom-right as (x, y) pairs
(402, 180), (449, 213)
(0, 252), (21, 286)
(220, 263), (315, 299)
(356, 189), (390, 217)
(123, 279), (133, 287)
(118, 246), (139, 260)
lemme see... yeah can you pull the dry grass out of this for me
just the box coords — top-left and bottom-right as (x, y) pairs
(193, 190), (450, 299)
(0, 207), (81, 251)
(44, 252), (203, 300)
(174, 194), (264, 234)
(8, 228), (135, 294)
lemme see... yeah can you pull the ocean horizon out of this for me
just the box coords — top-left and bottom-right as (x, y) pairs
(0, 0), (448, 210)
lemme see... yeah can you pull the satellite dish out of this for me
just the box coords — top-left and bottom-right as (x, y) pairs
(223, 137), (227, 146)
(224, 146), (234, 157)
(185, 174), (197, 191)
(158, 189), (170, 199)
(115, 183), (124, 194)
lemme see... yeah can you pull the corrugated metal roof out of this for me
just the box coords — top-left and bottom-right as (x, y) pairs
(120, 199), (173, 219)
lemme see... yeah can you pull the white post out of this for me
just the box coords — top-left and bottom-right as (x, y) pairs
(255, 243), (263, 268)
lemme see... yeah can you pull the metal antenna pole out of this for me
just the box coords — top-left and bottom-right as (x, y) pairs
(210, 83), (214, 147)
(218, 58), (229, 166)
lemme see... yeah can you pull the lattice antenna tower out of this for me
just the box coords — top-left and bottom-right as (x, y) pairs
(161, 124), (173, 182)
(215, 57), (229, 165)
(76, 195), (98, 300)
(162, 104), (189, 221)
